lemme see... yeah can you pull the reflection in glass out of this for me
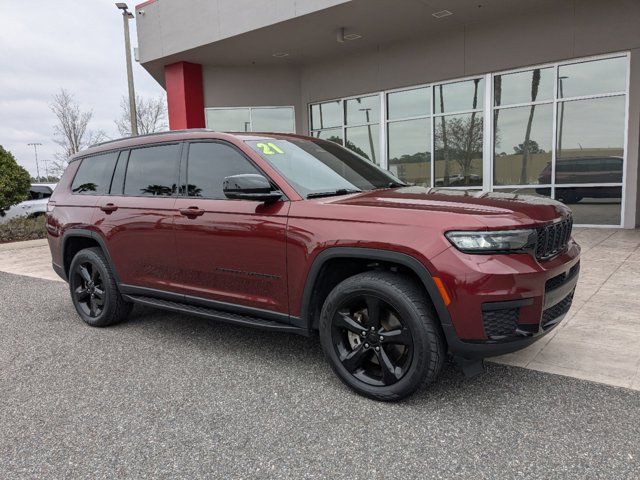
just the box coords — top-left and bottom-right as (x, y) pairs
(388, 118), (431, 186)
(345, 95), (380, 125)
(435, 78), (484, 114)
(387, 87), (430, 120)
(187, 143), (260, 199)
(555, 186), (621, 225)
(494, 104), (552, 185)
(558, 57), (627, 98)
(205, 108), (251, 132)
(434, 113), (483, 186)
(124, 144), (180, 197)
(345, 124), (380, 164)
(251, 107), (294, 133)
(313, 128), (343, 145)
(494, 68), (553, 106)
(71, 152), (119, 195)
(556, 96), (624, 183)
(493, 187), (551, 197)
(310, 101), (342, 130)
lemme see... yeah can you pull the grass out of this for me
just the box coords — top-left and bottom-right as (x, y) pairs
(0, 216), (47, 244)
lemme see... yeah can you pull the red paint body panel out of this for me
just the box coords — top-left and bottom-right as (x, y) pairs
(165, 62), (205, 130)
(47, 131), (580, 347)
(173, 197), (290, 313)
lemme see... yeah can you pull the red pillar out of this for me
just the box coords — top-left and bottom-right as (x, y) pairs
(164, 61), (205, 130)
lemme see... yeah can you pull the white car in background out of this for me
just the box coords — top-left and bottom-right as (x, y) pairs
(0, 183), (57, 224)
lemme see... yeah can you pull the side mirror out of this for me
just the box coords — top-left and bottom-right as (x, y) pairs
(223, 174), (283, 203)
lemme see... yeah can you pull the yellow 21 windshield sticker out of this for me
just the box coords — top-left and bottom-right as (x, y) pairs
(256, 142), (285, 155)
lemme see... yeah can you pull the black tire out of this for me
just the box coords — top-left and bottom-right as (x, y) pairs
(319, 271), (444, 401)
(68, 247), (132, 327)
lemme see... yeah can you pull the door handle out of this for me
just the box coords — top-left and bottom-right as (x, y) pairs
(179, 206), (205, 217)
(100, 203), (118, 213)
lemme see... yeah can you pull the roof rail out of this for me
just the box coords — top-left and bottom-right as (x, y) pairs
(88, 129), (213, 148)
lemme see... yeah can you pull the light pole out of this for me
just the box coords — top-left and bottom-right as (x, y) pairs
(558, 75), (568, 156)
(27, 143), (42, 179)
(359, 107), (376, 164)
(116, 3), (138, 136)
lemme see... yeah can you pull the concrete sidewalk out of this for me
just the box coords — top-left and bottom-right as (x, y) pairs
(1, 230), (639, 391)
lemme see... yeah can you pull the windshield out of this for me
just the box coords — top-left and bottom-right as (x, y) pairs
(245, 138), (403, 198)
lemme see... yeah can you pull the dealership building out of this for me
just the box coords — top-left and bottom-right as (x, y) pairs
(134, 0), (640, 227)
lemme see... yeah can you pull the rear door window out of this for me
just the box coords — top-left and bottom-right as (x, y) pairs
(124, 144), (181, 197)
(71, 152), (119, 194)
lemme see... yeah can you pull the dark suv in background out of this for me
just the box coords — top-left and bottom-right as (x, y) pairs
(46, 130), (580, 400)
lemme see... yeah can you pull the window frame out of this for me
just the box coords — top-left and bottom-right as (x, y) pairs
(180, 139), (289, 201)
(307, 51), (630, 227)
(204, 106), (296, 133)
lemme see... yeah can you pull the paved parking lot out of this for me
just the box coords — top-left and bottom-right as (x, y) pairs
(0, 271), (639, 479)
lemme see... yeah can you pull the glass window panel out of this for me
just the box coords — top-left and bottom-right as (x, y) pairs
(494, 104), (553, 185)
(345, 124), (380, 164)
(71, 152), (119, 195)
(494, 68), (553, 106)
(345, 95), (380, 125)
(124, 144), (180, 197)
(558, 57), (627, 98)
(493, 187), (551, 197)
(251, 107), (294, 133)
(312, 128), (343, 145)
(556, 96), (624, 183)
(186, 142), (260, 199)
(555, 186), (621, 225)
(206, 108), (251, 132)
(387, 87), (430, 120)
(435, 78), (484, 114)
(310, 101), (342, 130)
(388, 118), (431, 186)
(434, 112), (483, 187)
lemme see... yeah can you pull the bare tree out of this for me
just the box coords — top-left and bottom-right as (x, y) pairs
(50, 88), (105, 171)
(116, 94), (167, 136)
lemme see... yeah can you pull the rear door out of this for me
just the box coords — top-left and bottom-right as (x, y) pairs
(173, 140), (290, 315)
(93, 143), (182, 292)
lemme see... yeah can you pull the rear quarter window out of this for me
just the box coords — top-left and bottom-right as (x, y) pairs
(71, 152), (119, 195)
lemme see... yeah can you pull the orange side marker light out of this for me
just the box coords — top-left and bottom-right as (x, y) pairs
(432, 276), (451, 306)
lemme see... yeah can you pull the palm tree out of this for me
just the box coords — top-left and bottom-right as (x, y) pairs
(520, 69), (541, 184)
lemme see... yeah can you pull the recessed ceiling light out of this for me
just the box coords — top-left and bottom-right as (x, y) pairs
(343, 33), (363, 41)
(432, 9), (453, 18)
(272, 52), (290, 58)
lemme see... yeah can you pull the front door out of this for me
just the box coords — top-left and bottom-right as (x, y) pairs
(173, 141), (290, 315)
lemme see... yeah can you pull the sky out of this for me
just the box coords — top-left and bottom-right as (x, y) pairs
(0, 0), (165, 177)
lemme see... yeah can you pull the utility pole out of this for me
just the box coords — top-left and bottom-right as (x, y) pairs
(116, 3), (138, 136)
(27, 143), (42, 179)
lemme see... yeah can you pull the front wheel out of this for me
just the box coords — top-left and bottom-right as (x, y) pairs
(319, 271), (444, 401)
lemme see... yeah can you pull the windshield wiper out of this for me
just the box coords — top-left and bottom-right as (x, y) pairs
(307, 188), (361, 199)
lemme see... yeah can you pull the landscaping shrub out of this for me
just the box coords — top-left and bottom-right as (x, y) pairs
(0, 216), (47, 244)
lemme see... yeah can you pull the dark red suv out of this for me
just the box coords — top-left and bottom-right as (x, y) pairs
(46, 130), (580, 400)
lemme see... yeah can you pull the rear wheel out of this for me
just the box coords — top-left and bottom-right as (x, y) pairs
(69, 247), (132, 327)
(319, 271), (444, 401)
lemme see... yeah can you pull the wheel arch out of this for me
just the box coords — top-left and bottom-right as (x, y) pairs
(61, 229), (121, 284)
(300, 247), (453, 333)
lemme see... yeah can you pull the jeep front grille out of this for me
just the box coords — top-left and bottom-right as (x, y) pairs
(535, 216), (573, 261)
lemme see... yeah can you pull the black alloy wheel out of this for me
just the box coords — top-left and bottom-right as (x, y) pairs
(319, 271), (444, 401)
(68, 247), (132, 327)
(72, 261), (105, 318)
(332, 294), (413, 387)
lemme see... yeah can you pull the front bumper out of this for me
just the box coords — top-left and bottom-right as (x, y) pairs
(432, 239), (581, 359)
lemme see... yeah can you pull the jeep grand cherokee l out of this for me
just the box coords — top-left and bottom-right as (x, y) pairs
(46, 130), (580, 401)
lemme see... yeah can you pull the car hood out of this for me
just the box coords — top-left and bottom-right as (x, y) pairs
(324, 186), (571, 227)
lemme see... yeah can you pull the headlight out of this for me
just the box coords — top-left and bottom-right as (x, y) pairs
(445, 229), (536, 253)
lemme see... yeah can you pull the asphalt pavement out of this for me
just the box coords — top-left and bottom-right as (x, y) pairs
(1, 271), (639, 479)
